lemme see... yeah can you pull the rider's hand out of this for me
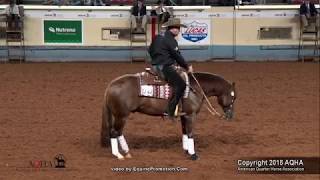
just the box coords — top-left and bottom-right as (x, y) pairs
(188, 65), (193, 73)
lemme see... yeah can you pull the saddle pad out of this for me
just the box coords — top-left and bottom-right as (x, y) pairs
(137, 71), (190, 99)
(140, 84), (171, 99)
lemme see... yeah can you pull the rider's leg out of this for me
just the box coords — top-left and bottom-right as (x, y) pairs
(162, 66), (186, 116)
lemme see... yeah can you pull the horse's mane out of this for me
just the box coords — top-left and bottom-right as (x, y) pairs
(192, 72), (231, 85)
(190, 72), (232, 96)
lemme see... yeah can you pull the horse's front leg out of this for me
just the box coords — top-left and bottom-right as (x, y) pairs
(181, 114), (199, 160)
(180, 115), (188, 154)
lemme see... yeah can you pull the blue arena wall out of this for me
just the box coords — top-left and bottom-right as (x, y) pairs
(0, 45), (311, 61)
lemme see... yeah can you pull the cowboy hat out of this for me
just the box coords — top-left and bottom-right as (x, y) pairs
(162, 18), (187, 28)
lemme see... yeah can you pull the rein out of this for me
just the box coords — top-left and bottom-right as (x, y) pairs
(190, 73), (222, 118)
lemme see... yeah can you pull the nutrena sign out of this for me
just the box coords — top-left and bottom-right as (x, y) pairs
(44, 20), (82, 44)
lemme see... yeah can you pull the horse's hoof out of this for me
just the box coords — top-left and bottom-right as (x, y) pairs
(115, 153), (124, 160)
(117, 156), (125, 160)
(125, 153), (132, 159)
(190, 154), (199, 161)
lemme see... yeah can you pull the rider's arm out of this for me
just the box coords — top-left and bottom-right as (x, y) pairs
(165, 39), (189, 70)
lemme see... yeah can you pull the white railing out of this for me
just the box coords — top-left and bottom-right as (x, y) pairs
(0, 5), (211, 10)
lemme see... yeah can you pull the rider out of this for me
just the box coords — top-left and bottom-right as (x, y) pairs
(148, 18), (193, 119)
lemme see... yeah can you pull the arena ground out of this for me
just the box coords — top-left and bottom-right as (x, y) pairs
(0, 62), (319, 180)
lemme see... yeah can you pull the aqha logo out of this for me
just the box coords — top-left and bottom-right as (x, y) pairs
(182, 21), (208, 42)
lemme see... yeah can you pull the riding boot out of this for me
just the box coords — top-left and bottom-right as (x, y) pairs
(165, 101), (177, 118)
(164, 94), (186, 120)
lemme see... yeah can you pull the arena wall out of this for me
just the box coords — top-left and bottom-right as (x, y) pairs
(0, 5), (318, 62)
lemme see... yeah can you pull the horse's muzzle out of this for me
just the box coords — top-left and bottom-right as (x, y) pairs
(223, 107), (234, 120)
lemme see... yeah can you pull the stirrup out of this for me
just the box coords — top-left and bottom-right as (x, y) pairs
(174, 105), (183, 116)
(163, 105), (186, 117)
(175, 112), (187, 117)
(163, 112), (186, 117)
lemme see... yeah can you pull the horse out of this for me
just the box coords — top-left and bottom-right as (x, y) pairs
(100, 71), (237, 160)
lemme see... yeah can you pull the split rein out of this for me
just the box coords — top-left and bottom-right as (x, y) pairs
(190, 73), (222, 118)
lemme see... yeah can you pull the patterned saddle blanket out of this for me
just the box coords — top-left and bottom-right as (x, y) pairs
(136, 68), (190, 100)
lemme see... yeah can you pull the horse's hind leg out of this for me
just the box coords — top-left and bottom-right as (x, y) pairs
(110, 115), (131, 160)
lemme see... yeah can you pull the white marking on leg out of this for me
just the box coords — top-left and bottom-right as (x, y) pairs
(111, 138), (124, 160)
(182, 134), (188, 151)
(187, 138), (195, 155)
(117, 135), (129, 154)
(231, 91), (235, 97)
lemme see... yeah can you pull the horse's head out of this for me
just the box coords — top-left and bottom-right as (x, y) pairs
(217, 82), (237, 120)
(192, 72), (237, 120)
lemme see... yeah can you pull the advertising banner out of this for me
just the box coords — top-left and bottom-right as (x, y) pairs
(178, 19), (211, 46)
(44, 20), (82, 43)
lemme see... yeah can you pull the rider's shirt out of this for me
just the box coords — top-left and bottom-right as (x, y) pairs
(148, 30), (189, 70)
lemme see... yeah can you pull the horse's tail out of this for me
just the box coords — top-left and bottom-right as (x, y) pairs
(100, 94), (112, 148)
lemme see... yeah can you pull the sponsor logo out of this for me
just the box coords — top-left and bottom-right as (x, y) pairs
(29, 154), (66, 169)
(111, 14), (123, 17)
(78, 13), (90, 17)
(44, 20), (82, 43)
(182, 21), (208, 42)
(175, 14), (188, 18)
(209, 13), (220, 17)
(48, 27), (76, 33)
(44, 13), (56, 17)
(48, 27), (55, 33)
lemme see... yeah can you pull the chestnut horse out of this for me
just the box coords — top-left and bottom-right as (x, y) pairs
(100, 72), (236, 160)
